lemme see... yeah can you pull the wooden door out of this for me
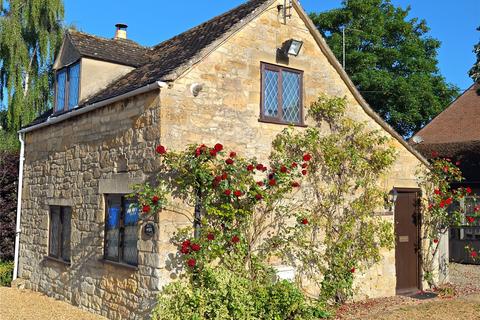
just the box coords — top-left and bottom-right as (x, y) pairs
(394, 190), (420, 294)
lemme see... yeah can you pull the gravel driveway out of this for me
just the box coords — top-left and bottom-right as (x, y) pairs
(336, 263), (480, 319)
(0, 287), (105, 320)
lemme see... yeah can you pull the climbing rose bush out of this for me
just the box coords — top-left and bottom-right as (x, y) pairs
(134, 143), (330, 319)
(417, 154), (473, 287)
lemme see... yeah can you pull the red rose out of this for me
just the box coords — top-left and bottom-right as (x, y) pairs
(471, 251), (478, 258)
(301, 218), (309, 225)
(224, 189), (232, 196)
(247, 164), (255, 171)
(475, 206), (479, 212)
(255, 194), (263, 200)
(303, 154), (312, 162)
(439, 200), (445, 208)
(221, 172), (228, 180)
(156, 145), (167, 155)
(214, 143), (223, 152)
(302, 170), (307, 176)
(256, 164), (264, 171)
(428, 203), (434, 210)
(180, 246), (189, 254)
(142, 205), (151, 213)
(292, 181), (300, 188)
(466, 187), (472, 194)
(350, 267), (355, 273)
(182, 239), (191, 247)
(467, 216), (475, 224)
(214, 176), (222, 182)
(210, 149), (217, 157)
(191, 243), (201, 252)
(280, 166), (288, 173)
(187, 258), (196, 267)
(443, 166), (449, 173)
(301, 163), (308, 169)
(231, 235), (240, 244)
(195, 148), (201, 157)
(434, 189), (441, 195)
(291, 162), (298, 168)
(268, 179), (276, 186)
(431, 151), (439, 158)
(257, 181), (264, 187)
(152, 196), (160, 204)
(229, 151), (237, 158)
(207, 233), (215, 241)
(433, 239), (439, 244)
(445, 198), (452, 205)
(233, 190), (242, 197)
(226, 158), (234, 165)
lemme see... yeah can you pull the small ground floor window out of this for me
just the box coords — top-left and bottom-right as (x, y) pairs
(49, 206), (72, 262)
(104, 195), (139, 266)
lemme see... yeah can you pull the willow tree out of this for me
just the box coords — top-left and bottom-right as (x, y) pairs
(0, 0), (64, 130)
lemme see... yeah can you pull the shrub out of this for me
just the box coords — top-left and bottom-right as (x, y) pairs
(0, 151), (18, 261)
(152, 266), (330, 320)
(0, 260), (14, 286)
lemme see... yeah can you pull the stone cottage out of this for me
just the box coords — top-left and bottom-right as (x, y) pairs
(13, 0), (445, 319)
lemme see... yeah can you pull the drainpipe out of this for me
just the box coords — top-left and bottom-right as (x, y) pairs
(13, 132), (25, 280)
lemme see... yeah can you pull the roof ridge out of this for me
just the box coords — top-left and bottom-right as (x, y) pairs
(67, 28), (150, 49)
(151, 0), (271, 51)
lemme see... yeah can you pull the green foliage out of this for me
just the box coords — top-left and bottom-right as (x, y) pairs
(0, 260), (14, 286)
(0, 0), (64, 130)
(469, 26), (480, 92)
(137, 94), (398, 314)
(152, 266), (330, 320)
(310, 0), (458, 137)
(271, 95), (396, 302)
(0, 129), (19, 152)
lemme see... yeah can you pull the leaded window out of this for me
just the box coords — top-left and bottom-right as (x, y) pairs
(261, 63), (303, 125)
(49, 206), (72, 262)
(104, 195), (139, 266)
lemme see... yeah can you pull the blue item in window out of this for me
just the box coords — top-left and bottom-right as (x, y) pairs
(108, 207), (120, 229)
(124, 201), (139, 226)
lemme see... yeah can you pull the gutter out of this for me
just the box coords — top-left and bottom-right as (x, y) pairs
(19, 80), (168, 134)
(13, 132), (25, 280)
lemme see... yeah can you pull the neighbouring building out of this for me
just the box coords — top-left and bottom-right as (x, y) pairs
(413, 83), (480, 265)
(13, 1), (446, 319)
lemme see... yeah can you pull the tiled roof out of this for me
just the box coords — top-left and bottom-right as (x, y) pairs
(413, 83), (480, 146)
(67, 30), (151, 67)
(84, 0), (272, 104)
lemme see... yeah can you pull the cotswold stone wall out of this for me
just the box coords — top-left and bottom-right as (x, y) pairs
(18, 92), (168, 320)
(158, 0), (426, 299)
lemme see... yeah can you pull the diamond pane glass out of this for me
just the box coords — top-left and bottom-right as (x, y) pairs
(61, 208), (72, 262)
(56, 70), (66, 112)
(105, 196), (121, 260)
(263, 70), (279, 117)
(49, 207), (60, 257)
(282, 71), (300, 123)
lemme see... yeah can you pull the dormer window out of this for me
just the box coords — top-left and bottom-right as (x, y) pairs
(55, 62), (80, 112)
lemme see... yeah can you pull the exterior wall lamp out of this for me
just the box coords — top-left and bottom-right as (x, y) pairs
(387, 189), (399, 211)
(277, 39), (303, 63)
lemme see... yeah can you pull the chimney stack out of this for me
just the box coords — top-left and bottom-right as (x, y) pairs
(114, 23), (128, 40)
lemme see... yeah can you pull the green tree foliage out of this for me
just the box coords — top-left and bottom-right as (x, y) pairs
(468, 26), (480, 93)
(0, 0), (64, 131)
(310, 0), (458, 137)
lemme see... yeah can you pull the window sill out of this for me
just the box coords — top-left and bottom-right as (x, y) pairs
(100, 258), (138, 271)
(44, 255), (71, 266)
(258, 118), (307, 127)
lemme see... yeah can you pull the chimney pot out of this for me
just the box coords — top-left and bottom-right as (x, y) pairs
(115, 23), (128, 40)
